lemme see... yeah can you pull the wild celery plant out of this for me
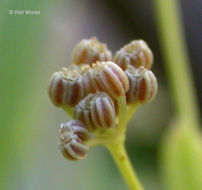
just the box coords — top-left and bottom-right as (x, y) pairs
(153, 0), (202, 190)
(48, 37), (158, 190)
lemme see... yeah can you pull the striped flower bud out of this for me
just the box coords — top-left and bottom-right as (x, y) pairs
(125, 66), (139, 103)
(92, 61), (129, 98)
(48, 67), (85, 106)
(58, 120), (90, 161)
(72, 37), (112, 66)
(125, 66), (158, 104)
(113, 40), (153, 70)
(81, 66), (100, 95)
(74, 92), (116, 131)
(75, 94), (95, 131)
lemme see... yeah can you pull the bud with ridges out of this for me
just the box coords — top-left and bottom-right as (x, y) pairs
(74, 94), (95, 131)
(113, 40), (153, 70)
(48, 67), (85, 106)
(72, 37), (112, 66)
(125, 66), (139, 103)
(81, 66), (101, 95)
(74, 92), (116, 131)
(137, 68), (157, 104)
(125, 66), (158, 104)
(58, 120), (90, 161)
(90, 92), (116, 129)
(92, 61), (129, 98)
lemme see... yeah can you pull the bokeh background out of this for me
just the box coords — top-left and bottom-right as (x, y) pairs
(0, 0), (201, 190)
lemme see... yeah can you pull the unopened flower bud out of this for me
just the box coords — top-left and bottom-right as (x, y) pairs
(114, 40), (153, 70)
(92, 61), (129, 98)
(81, 66), (101, 95)
(125, 66), (158, 104)
(58, 120), (90, 161)
(74, 94), (95, 131)
(72, 37), (112, 66)
(125, 66), (139, 103)
(90, 93), (116, 129)
(48, 67), (85, 106)
(137, 68), (157, 104)
(74, 92), (116, 131)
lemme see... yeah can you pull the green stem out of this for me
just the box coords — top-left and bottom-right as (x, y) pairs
(153, 0), (200, 128)
(126, 103), (140, 123)
(87, 136), (110, 147)
(106, 142), (144, 190)
(116, 95), (128, 132)
(87, 116), (144, 190)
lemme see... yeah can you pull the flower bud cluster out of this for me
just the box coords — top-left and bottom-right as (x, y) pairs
(112, 40), (157, 104)
(48, 37), (158, 161)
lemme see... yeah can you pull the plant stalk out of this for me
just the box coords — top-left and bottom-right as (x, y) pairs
(107, 142), (144, 190)
(153, 0), (200, 128)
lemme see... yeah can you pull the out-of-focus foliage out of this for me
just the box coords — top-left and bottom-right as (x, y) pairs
(160, 120), (202, 190)
(154, 0), (202, 190)
(0, 0), (49, 189)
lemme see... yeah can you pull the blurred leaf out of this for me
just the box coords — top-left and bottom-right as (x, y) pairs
(0, 0), (49, 189)
(160, 119), (202, 190)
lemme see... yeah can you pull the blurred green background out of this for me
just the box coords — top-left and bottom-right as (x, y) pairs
(0, 0), (201, 190)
